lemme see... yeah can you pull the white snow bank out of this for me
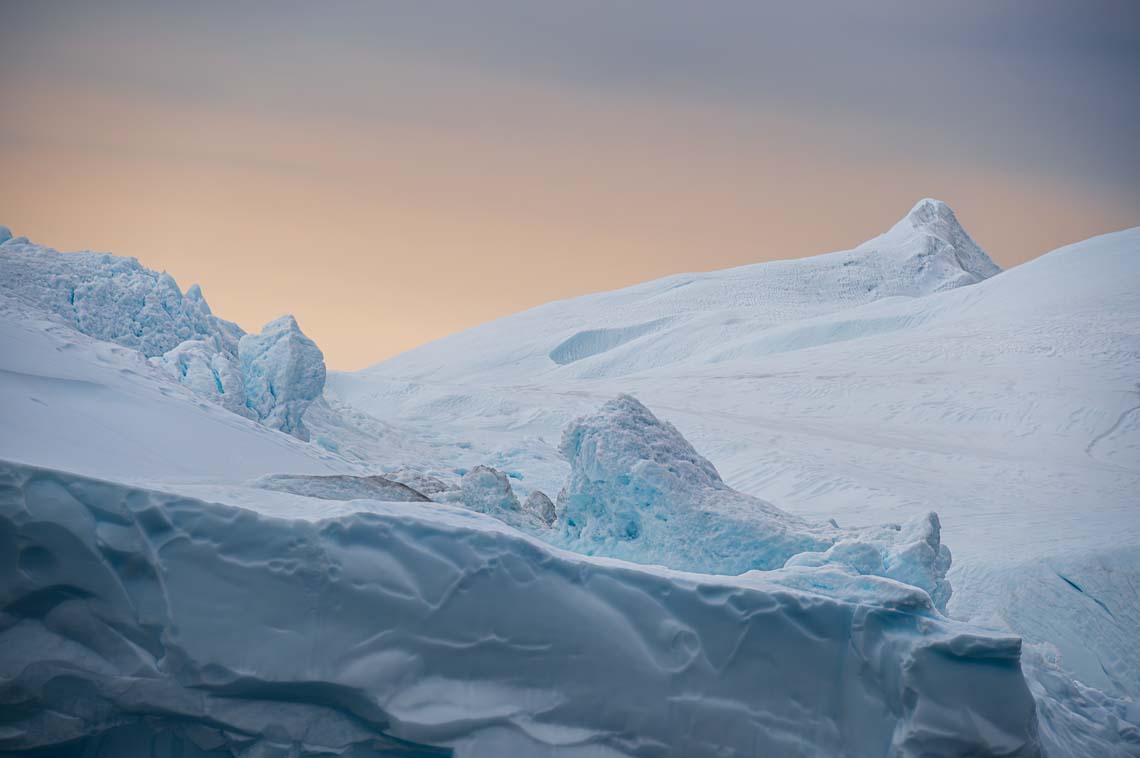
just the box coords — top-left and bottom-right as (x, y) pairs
(239, 314), (327, 441)
(556, 395), (953, 609)
(0, 458), (1041, 756)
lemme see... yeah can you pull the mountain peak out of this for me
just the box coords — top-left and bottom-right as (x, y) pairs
(904, 197), (955, 227)
(858, 198), (1001, 286)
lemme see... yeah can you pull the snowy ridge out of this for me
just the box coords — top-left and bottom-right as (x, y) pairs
(0, 458), (1042, 757)
(343, 198), (1000, 385)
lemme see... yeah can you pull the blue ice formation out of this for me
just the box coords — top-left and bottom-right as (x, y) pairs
(0, 230), (329, 440)
(556, 394), (953, 609)
(149, 338), (252, 418)
(0, 233), (243, 359)
(239, 315), (327, 441)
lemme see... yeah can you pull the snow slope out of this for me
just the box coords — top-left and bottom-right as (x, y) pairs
(0, 458), (1043, 757)
(330, 209), (1140, 715)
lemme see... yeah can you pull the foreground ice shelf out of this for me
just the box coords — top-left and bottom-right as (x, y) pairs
(0, 459), (1041, 757)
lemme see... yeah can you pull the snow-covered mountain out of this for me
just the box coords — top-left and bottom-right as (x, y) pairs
(2, 203), (1138, 756)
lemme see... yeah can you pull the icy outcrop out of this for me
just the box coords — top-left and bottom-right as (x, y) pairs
(524, 489), (557, 526)
(0, 459), (1042, 756)
(458, 464), (548, 529)
(254, 473), (430, 502)
(239, 315), (327, 441)
(0, 231), (332, 441)
(0, 233), (243, 358)
(149, 338), (252, 418)
(557, 395), (953, 608)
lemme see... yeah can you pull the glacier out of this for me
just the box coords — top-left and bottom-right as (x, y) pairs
(2, 201), (1139, 755)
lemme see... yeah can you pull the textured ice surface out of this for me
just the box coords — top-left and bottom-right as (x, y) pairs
(0, 459), (1042, 757)
(149, 338), (252, 418)
(556, 395), (953, 609)
(0, 232), (242, 359)
(239, 315), (327, 440)
(0, 232), (334, 440)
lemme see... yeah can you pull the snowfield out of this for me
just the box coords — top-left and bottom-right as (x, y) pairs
(1, 201), (1138, 756)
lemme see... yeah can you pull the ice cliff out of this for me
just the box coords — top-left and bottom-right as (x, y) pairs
(0, 458), (1041, 756)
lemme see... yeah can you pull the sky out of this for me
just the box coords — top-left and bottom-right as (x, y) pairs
(2, 1), (1138, 370)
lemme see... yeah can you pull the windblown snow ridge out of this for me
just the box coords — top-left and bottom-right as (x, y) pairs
(0, 458), (1041, 757)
